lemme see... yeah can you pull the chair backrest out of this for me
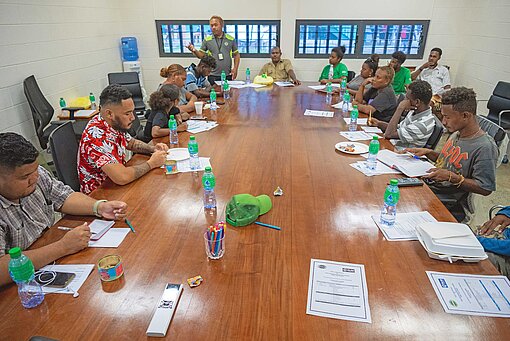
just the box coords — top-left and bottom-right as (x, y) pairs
(127, 113), (149, 142)
(23, 75), (54, 148)
(424, 119), (444, 150)
(487, 81), (510, 127)
(477, 115), (508, 168)
(48, 121), (80, 191)
(107, 72), (145, 112)
(347, 71), (355, 82)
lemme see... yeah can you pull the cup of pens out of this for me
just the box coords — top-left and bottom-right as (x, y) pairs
(204, 222), (225, 260)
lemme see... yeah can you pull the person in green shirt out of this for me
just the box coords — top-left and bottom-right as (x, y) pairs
(390, 51), (412, 95)
(319, 46), (349, 84)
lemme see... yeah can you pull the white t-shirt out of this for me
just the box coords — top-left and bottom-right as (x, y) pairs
(417, 64), (451, 95)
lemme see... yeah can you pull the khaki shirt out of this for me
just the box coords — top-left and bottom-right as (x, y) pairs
(259, 59), (294, 81)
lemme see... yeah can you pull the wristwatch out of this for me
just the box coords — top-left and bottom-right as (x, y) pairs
(93, 200), (107, 218)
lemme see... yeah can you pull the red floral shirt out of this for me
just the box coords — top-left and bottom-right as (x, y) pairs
(78, 114), (131, 194)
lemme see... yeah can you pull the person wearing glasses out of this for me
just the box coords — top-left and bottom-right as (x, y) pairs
(0, 133), (128, 286)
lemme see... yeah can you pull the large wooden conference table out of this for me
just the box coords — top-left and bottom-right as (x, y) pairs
(1, 84), (508, 340)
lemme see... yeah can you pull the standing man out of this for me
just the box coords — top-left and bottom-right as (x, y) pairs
(78, 84), (168, 194)
(405, 87), (498, 222)
(0, 133), (128, 286)
(411, 47), (451, 96)
(259, 47), (301, 85)
(389, 51), (412, 95)
(187, 15), (240, 83)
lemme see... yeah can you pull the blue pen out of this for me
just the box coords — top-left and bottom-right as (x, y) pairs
(255, 221), (281, 231)
(125, 218), (136, 233)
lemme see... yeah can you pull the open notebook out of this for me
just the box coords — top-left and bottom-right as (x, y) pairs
(377, 149), (435, 177)
(89, 219), (115, 241)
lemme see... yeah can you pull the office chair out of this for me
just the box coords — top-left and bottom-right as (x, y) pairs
(477, 115), (508, 167)
(107, 72), (146, 116)
(481, 81), (510, 129)
(489, 205), (506, 220)
(48, 121), (80, 192)
(423, 120), (444, 150)
(23, 75), (88, 150)
(347, 71), (355, 83)
(128, 113), (150, 142)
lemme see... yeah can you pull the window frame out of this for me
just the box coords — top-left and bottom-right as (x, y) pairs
(294, 19), (430, 59)
(156, 20), (281, 58)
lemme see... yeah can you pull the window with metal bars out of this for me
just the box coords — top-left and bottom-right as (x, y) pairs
(295, 20), (429, 59)
(156, 20), (280, 58)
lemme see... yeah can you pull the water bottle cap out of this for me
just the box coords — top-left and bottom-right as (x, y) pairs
(205, 166), (212, 172)
(390, 179), (398, 185)
(247, 68), (250, 71)
(60, 97), (64, 100)
(353, 104), (358, 108)
(190, 136), (196, 141)
(170, 115), (175, 119)
(8, 247), (21, 259)
(372, 135), (379, 140)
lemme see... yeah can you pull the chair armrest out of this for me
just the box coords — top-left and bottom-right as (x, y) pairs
(476, 99), (489, 103)
(489, 205), (506, 219)
(50, 120), (69, 126)
(498, 110), (510, 126)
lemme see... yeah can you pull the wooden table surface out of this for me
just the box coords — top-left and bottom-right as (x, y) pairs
(1, 84), (508, 340)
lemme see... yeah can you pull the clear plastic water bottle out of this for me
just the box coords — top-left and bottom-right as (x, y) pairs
(340, 77), (347, 99)
(168, 114), (178, 145)
(188, 136), (200, 170)
(349, 104), (358, 132)
(381, 179), (400, 226)
(89, 92), (97, 110)
(246, 68), (251, 84)
(221, 70), (226, 87)
(342, 92), (351, 117)
(325, 82), (332, 104)
(223, 81), (230, 100)
(59, 97), (66, 108)
(8, 247), (44, 309)
(367, 135), (379, 170)
(210, 88), (217, 111)
(202, 166), (217, 209)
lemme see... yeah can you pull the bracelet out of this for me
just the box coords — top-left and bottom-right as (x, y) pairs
(93, 200), (108, 217)
(448, 171), (452, 183)
(452, 175), (465, 188)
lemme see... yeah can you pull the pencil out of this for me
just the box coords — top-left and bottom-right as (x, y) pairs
(255, 221), (281, 231)
(125, 218), (136, 233)
(368, 109), (372, 123)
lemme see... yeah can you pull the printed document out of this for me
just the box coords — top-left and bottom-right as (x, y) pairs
(350, 161), (400, 177)
(377, 149), (435, 177)
(427, 271), (510, 318)
(37, 264), (94, 295)
(339, 131), (374, 141)
(307, 259), (371, 323)
(274, 81), (294, 87)
(304, 109), (334, 118)
(343, 118), (368, 126)
(88, 228), (130, 248)
(371, 211), (437, 241)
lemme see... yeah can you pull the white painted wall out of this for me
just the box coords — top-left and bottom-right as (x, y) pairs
(1, 0), (509, 146)
(0, 0), (123, 147)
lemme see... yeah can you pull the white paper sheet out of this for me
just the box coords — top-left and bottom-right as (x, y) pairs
(427, 271), (510, 318)
(350, 161), (400, 177)
(332, 102), (354, 111)
(37, 264), (94, 295)
(361, 126), (383, 134)
(214, 80), (245, 86)
(88, 228), (130, 248)
(307, 259), (371, 323)
(377, 149), (435, 177)
(245, 83), (266, 88)
(371, 211), (437, 241)
(186, 120), (219, 134)
(308, 85), (326, 90)
(304, 109), (334, 118)
(274, 81), (294, 87)
(73, 109), (96, 118)
(176, 157), (211, 173)
(343, 118), (368, 126)
(339, 131), (374, 141)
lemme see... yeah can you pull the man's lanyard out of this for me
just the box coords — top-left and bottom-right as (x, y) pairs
(215, 35), (224, 52)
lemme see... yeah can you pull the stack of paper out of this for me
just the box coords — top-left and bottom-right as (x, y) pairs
(89, 228), (130, 248)
(308, 85), (326, 90)
(342, 118), (368, 126)
(304, 109), (334, 118)
(37, 264), (94, 295)
(350, 161), (400, 177)
(214, 80), (245, 86)
(332, 102), (354, 111)
(274, 81), (294, 87)
(339, 131), (374, 141)
(186, 120), (218, 134)
(361, 126), (383, 134)
(376, 149), (434, 177)
(176, 157), (211, 173)
(371, 211), (437, 241)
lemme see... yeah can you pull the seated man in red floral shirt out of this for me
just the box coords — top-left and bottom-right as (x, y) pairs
(78, 84), (168, 194)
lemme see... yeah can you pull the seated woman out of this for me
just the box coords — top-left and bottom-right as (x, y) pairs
(159, 64), (197, 113)
(345, 54), (379, 95)
(144, 84), (188, 141)
(318, 46), (348, 84)
(478, 206), (510, 278)
(353, 66), (397, 122)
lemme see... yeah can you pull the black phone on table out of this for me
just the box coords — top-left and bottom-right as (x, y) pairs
(35, 271), (75, 288)
(390, 178), (424, 187)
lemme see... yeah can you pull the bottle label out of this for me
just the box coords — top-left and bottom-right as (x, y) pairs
(350, 110), (358, 119)
(202, 176), (216, 188)
(384, 189), (400, 205)
(188, 143), (198, 154)
(369, 141), (379, 154)
(169, 120), (177, 130)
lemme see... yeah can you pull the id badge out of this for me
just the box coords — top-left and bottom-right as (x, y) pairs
(218, 53), (224, 60)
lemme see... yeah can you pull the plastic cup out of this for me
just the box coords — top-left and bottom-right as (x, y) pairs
(204, 231), (225, 260)
(194, 101), (204, 117)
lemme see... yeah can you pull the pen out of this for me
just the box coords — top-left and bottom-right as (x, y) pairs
(255, 221), (281, 231)
(58, 226), (73, 231)
(125, 218), (136, 233)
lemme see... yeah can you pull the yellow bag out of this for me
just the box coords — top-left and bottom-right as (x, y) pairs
(254, 74), (274, 85)
(68, 96), (91, 109)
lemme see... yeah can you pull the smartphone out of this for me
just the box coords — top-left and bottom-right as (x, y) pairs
(35, 271), (76, 288)
(390, 178), (424, 187)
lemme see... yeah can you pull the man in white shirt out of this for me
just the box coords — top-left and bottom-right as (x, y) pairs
(411, 47), (451, 96)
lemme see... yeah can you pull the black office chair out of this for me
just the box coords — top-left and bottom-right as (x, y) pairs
(347, 71), (355, 82)
(477, 115), (508, 167)
(128, 113), (149, 142)
(107, 72), (146, 116)
(424, 119), (444, 150)
(48, 121), (80, 192)
(483, 81), (510, 129)
(23, 75), (88, 150)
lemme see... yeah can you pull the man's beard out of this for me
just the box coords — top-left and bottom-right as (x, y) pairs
(111, 117), (131, 133)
